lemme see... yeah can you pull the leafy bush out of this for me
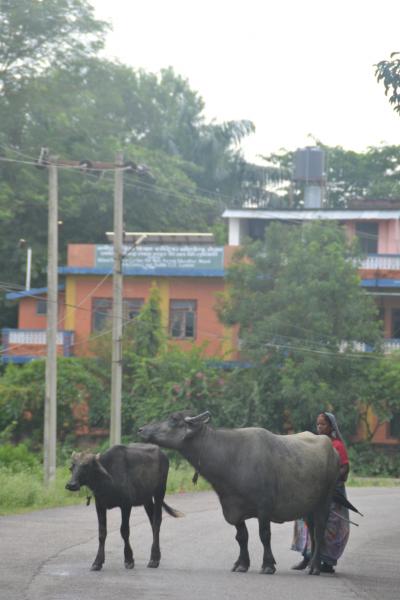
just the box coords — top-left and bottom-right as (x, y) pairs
(0, 443), (40, 472)
(348, 442), (400, 477)
(0, 358), (106, 444)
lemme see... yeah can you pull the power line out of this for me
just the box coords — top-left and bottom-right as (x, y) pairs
(0, 150), (233, 208)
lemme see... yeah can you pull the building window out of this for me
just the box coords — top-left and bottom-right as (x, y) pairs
(92, 298), (144, 332)
(36, 299), (47, 315)
(169, 300), (196, 339)
(391, 309), (400, 338)
(389, 412), (400, 438)
(355, 222), (378, 254)
(248, 219), (268, 241)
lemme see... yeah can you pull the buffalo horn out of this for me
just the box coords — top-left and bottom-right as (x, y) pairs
(94, 455), (113, 480)
(184, 411), (211, 424)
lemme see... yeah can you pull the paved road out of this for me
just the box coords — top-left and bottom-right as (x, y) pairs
(0, 487), (398, 600)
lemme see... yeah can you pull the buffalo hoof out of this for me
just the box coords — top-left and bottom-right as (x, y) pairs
(147, 559), (160, 568)
(320, 563), (335, 573)
(291, 557), (310, 570)
(308, 565), (320, 576)
(232, 562), (249, 573)
(260, 565), (276, 575)
(125, 561), (135, 570)
(90, 563), (103, 572)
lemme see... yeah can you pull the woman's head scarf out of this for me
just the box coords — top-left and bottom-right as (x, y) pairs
(323, 411), (343, 441)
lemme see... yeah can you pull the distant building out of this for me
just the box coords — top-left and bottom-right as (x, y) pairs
(3, 233), (238, 364)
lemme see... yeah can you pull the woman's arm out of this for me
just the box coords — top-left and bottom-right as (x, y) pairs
(339, 462), (349, 482)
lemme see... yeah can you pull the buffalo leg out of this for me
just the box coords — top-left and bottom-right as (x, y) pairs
(91, 500), (107, 571)
(258, 518), (276, 574)
(145, 498), (162, 568)
(232, 521), (250, 572)
(308, 506), (329, 576)
(305, 514), (315, 569)
(120, 505), (134, 569)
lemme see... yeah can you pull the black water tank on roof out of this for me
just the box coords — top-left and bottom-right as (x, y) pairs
(294, 147), (325, 182)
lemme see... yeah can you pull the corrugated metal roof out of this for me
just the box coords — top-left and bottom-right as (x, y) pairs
(58, 267), (224, 278)
(5, 285), (65, 301)
(222, 209), (400, 220)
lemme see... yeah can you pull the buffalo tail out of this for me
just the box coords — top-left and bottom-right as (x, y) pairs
(333, 489), (364, 516)
(162, 501), (185, 518)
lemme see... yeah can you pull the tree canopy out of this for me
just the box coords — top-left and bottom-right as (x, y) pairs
(258, 144), (400, 209)
(0, 0), (258, 326)
(217, 222), (383, 434)
(375, 52), (400, 114)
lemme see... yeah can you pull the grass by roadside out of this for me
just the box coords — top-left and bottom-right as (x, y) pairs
(0, 465), (398, 517)
(347, 475), (400, 487)
(0, 463), (211, 516)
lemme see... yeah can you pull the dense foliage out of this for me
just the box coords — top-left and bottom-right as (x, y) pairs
(375, 52), (400, 115)
(260, 144), (400, 208)
(0, 279), (399, 477)
(217, 221), (384, 435)
(0, 0), (257, 327)
(1, 5), (400, 480)
(0, 357), (107, 445)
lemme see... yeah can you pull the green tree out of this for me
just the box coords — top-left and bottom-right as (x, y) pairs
(375, 52), (400, 114)
(0, 1), (259, 330)
(356, 354), (400, 441)
(258, 144), (400, 209)
(0, 357), (106, 444)
(127, 284), (165, 358)
(0, 0), (107, 142)
(0, 0), (108, 322)
(217, 221), (382, 434)
(89, 289), (234, 437)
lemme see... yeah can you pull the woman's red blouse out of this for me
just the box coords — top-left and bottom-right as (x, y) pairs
(331, 438), (349, 466)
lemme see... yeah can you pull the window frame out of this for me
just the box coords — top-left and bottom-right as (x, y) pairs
(91, 298), (144, 332)
(389, 412), (400, 439)
(391, 308), (400, 339)
(355, 222), (378, 254)
(36, 299), (47, 315)
(169, 299), (197, 339)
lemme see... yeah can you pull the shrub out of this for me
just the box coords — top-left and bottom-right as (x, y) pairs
(348, 442), (400, 477)
(0, 443), (40, 472)
(0, 358), (106, 444)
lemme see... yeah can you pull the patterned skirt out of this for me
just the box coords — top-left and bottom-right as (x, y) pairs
(291, 486), (350, 566)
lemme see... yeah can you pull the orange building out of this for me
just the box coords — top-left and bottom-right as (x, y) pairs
(4, 234), (237, 364)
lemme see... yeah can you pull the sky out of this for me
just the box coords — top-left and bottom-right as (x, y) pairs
(91, 0), (400, 163)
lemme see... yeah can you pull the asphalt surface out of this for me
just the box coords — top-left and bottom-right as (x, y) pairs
(0, 487), (399, 600)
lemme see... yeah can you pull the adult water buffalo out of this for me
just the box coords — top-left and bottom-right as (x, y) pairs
(139, 411), (340, 576)
(65, 443), (182, 571)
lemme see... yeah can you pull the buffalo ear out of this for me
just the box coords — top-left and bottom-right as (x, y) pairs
(184, 411), (211, 426)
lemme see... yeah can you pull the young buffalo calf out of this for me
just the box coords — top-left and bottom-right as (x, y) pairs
(66, 443), (182, 571)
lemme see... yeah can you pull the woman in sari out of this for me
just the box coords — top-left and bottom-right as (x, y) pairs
(291, 411), (350, 574)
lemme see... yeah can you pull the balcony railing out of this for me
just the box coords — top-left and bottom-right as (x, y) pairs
(360, 254), (400, 270)
(344, 339), (400, 354)
(1, 328), (74, 363)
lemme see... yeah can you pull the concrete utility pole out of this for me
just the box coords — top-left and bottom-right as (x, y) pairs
(37, 153), (149, 454)
(110, 152), (124, 446)
(25, 246), (32, 290)
(44, 160), (58, 485)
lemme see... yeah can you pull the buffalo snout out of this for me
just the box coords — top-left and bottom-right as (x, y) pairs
(65, 481), (80, 492)
(138, 425), (152, 442)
